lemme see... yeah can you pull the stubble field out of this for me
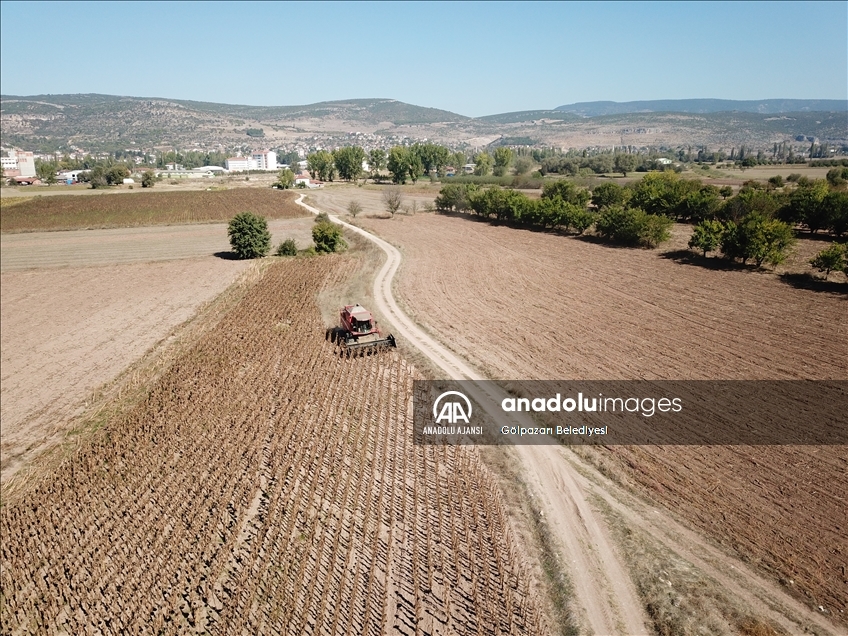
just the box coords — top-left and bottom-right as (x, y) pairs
(343, 202), (847, 622)
(1, 256), (545, 635)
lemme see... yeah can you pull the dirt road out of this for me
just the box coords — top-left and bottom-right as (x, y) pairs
(296, 193), (649, 635)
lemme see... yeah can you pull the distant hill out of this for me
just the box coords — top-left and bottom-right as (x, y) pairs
(1, 93), (846, 154)
(555, 99), (848, 117)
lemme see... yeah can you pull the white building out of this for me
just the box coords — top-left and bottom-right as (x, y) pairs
(251, 150), (277, 171)
(225, 156), (256, 171)
(2, 151), (36, 177)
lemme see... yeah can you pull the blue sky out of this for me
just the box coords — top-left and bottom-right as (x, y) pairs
(1, 1), (845, 117)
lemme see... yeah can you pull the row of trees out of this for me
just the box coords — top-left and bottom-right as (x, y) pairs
(589, 172), (848, 236)
(435, 181), (673, 248)
(303, 143), (539, 185)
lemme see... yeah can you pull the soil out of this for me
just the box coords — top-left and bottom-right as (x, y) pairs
(309, 187), (847, 632)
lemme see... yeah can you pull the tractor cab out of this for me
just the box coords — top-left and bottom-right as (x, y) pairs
(334, 303), (397, 354)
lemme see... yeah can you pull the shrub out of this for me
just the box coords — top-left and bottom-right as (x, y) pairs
(595, 206), (672, 247)
(275, 238), (298, 257)
(141, 171), (155, 188)
(722, 214), (795, 267)
(347, 200), (363, 218)
(591, 182), (630, 209)
(809, 243), (846, 280)
(312, 220), (347, 253)
(688, 219), (725, 256)
(227, 212), (272, 259)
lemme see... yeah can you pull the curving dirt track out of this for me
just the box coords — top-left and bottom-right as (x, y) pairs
(307, 187), (846, 635)
(298, 194), (651, 635)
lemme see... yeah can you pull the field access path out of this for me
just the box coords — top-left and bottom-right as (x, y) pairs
(296, 194), (649, 635)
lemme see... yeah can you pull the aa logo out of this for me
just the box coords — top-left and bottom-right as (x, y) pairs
(433, 391), (472, 425)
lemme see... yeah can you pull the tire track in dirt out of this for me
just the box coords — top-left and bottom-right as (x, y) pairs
(296, 193), (650, 635)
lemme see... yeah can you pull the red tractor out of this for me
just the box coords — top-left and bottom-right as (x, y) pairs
(329, 304), (397, 355)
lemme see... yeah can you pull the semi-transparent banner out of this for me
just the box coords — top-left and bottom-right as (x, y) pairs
(412, 381), (848, 445)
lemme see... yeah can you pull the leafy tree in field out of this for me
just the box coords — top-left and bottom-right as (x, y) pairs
(824, 191), (848, 236)
(275, 238), (298, 256)
(410, 143), (450, 176)
(782, 179), (830, 231)
(228, 212), (272, 259)
(473, 152), (493, 176)
(591, 182), (630, 209)
(307, 151), (336, 182)
(722, 214), (795, 267)
(719, 185), (733, 199)
(141, 170), (156, 188)
(588, 154), (614, 174)
(492, 147), (514, 177)
(382, 186), (404, 217)
(768, 175), (784, 189)
(541, 180), (591, 208)
(825, 167), (848, 187)
(595, 206), (672, 248)
(613, 153), (637, 177)
(387, 146), (410, 184)
(347, 200), (363, 218)
(333, 146), (366, 182)
(106, 165), (130, 185)
(408, 153), (424, 184)
(434, 183), (478, 212)
(275, 168), (295, 189)
(513, 156), (534, 175)
(809, 243), (846, 280)
(721, 187), (784, 223)
(369, 148), (386, 179)
(688, 219), (725, 256)
(312, 221), (347, 253)
(36, 161), (57, 184)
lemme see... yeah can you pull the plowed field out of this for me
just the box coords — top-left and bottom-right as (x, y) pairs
(351, 210), (848, 621)
(0, 256), (545, 635)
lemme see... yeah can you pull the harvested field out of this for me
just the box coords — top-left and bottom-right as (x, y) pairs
(0, 256), (545, 635)
(0, 188), (306, 233)
(0, 217), (316, 270)
(0, 257), (255, 483)
(345, 206), (848, 623)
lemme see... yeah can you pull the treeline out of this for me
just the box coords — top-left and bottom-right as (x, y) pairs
(434, 171), (848, 262)
(304, 144), (538, 184)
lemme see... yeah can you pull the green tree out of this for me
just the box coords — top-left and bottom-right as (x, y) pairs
(824, 191), (848, 236)
(333, 146), (366, 182)
(591, 182), (630, 209)
(613, 153), (637, 177)
(513, 156), (533, 175)
(36, 161), (57, 184)
(719, 185), (733, 199)
(809, 243), (846, 280)
(473, 152), (493, 176)
(541, 180), (592, 208)
(307, 151), (336, 181)
(141, 170), (156, 188)
(275, 238), (298, 256)
(785, 179), (831, 232)
(275, 168), (295, 189)
(387, 146), (410, 184)
(408, 153), (424, 183)
(312, 220), (347, 253)
(595, 206), (672, 248)
(492, 147), (514, 177)
(228, 212), (272, 259)
(410, 143), (450, 176)
(688, 219), (725, 256)
(369, 148), (386, 179)
(106, 165), (130, 185)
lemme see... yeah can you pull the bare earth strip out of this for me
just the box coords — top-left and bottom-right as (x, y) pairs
(1, 217), (314, 483)
(0, 217), (315, 270)
(0, 257), (255, 482)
